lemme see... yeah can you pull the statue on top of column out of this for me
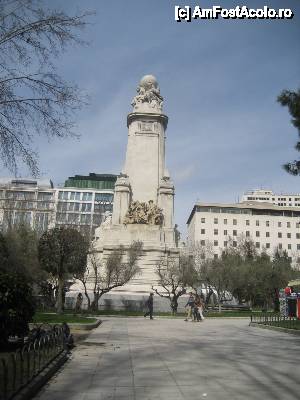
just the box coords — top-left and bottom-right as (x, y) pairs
(131, 75), (163, 113)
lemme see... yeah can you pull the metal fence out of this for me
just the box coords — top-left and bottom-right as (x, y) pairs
(250, 314), (299, 329)
(0, 325), (65, 400)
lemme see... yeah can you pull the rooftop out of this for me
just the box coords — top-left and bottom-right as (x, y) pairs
(187, 201), (300, 225)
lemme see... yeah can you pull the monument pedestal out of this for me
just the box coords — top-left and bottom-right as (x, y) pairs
(71, 75), (180, 312)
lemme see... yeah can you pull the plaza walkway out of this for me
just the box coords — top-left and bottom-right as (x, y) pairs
(34, 317), (300, 400)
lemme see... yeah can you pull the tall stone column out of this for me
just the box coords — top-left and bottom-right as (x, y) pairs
(111, 175), (131, 225)
(158, 178), (175, 229)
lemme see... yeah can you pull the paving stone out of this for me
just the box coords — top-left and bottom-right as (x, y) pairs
(32, 317), (300, 400)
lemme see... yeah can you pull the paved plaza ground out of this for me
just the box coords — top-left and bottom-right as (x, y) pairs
(34, 317), (300, 400)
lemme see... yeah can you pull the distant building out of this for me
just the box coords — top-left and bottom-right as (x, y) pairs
(0, 178), (55, 233)
(187, 201), (300, 264)
(0, 173), (117, 238)
(242, 189), (300, 207)
(55, 173), (117, 237)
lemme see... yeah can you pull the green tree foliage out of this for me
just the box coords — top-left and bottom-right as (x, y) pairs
(0, 272), (35, 346)
(152, 254), (198, 314)
(196, 238), (295, 311)
(4, 224), (40, 276)
(277, 88), (300, 174)
(0, 232), (9, 269)
(0, 0), (92, 176)
(0, 233), (35, 345)
(38, 227), (89, 313)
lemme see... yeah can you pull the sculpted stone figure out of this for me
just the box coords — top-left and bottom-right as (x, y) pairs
(131, 75), (163, 112)
(124, 200), (163, 225)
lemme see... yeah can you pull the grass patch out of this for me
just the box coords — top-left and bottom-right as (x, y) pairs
(32, 312), (97, 324)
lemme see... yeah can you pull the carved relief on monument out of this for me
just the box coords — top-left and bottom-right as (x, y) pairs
(131, 75), (163, 113)
(124, 200), (163, 225)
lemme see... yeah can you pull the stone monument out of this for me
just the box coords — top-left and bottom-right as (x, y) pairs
(93, 75), (179, 307)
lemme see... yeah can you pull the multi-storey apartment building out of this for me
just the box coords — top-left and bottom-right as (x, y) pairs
(55, 173), (116, 237)
(187, 201), (300, 263)
(0, 178), (56, 233)
(242, 189), (300, 207)
(0, 173), (117, 237)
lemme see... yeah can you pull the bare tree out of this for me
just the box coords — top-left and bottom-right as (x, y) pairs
(0, 0), (92, 175)
(152, 254), (198, 314)
(77, 241), (143, 311)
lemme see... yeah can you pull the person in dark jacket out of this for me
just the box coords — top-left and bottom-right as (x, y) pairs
(144, 293), (154, 320)
(184, 292), (195, 321)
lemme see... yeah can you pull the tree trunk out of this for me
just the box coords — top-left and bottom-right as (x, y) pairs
(218, 302), (222, 313)
(170, 296), (178, 315)
(82, 282), (91, 310)
(273, 288), (280, 312)
(56, 277), (64, 314)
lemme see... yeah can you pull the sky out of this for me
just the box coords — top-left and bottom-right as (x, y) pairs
(3, 0), (300, 236)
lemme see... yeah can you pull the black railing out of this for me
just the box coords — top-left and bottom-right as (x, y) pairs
(0, 325), (65, 400)
(250, 314), (299, 329)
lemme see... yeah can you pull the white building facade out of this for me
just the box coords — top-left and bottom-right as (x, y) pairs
(187, 202), (300, 264)
(242, 189), (300, 207)
(0, 173), (116, 237)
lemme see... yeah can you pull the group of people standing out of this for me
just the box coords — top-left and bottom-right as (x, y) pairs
(184, 292), (205, 322)
(143, 291), (205, 322)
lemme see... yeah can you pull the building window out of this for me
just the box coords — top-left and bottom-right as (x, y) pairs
(256, 231), (260, 237)
(256, 242), (260, 248)
(224, 241), (228, 247)
(214, 229), (218, 235)
(288, 244), (292, 250)
(224, 230), (227, 235)
(82, 192), (93, 202)
(296, 223), (300, 228)
(200, 240), (205, 246)
(58, 191), (68, 200)
(278, 232), (282, 238)
(233, 230), (237, 236)
(297, 244), (300, 250)
(246, 220), (250, 226)
(266, 221), (270, 227)
(278, 243), (283, 249)
(287, 222), (291, 228)
(69, 192), (76, 200)
(266, 232), (270, 237)
(256, 220), (259, 226)
(287, 233), (291, 239)
(224, 219), (227, 225)
(80, 214), (91, 224)
(233, 219), (237, 225)
(246, 231), (250, 237)
(214, 240), (218, 246)
(233, 241), (237, 247)
(214, 254), (218, 259)
(67, 213), (79, 223)
(95, 193), (113, 203)
(266, 243), (270, 249)
(38, 192), (53, 201)
(297, 233), (300, 239)
(201, 218), (205, 223)
(278, 222), (282, 228)
(214, 218), (218, 224)
(81, 203), (92, 212)
(201, 229), (205, 234)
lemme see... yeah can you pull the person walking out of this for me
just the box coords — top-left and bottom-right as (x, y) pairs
(193, 294), (201, 322)
(184, 292), (195, 321)
(198, 298), (205, 321)
(144, 292), (154, 320)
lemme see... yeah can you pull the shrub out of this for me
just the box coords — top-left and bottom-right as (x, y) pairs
(0, 272), (36, 346)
